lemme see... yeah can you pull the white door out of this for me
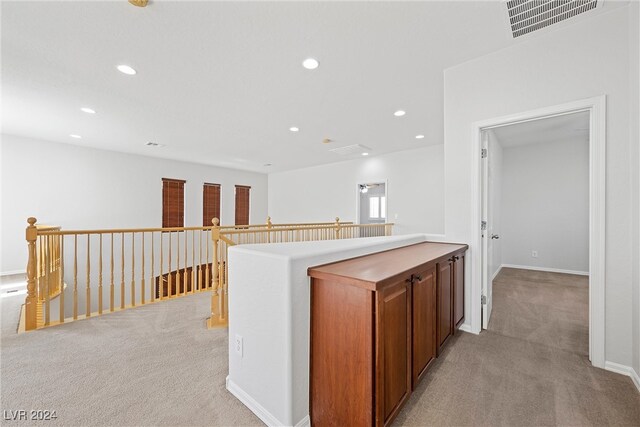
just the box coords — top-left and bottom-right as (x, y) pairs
(481, 131), (494, 329)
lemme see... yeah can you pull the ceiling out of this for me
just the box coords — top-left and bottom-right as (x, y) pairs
(1, 1), (625, 173)
(490, 111), (590, 148)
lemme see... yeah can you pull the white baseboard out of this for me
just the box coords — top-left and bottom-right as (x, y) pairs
(226, 376), (309, 427)
(500, 263), (588, 276)
(0, 270), (25, 277)
(491, 265), (503, 281)
(458, 323), (475, 334)
(604, 361), (640, 393)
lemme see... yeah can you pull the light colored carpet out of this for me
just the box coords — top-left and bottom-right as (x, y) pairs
(2, 269), (638, 426)
(0, 293), (261, 426)
(393, 268), (640, 426)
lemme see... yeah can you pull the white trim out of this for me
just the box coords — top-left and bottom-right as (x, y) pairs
(604, 362), (640, 393)
(471, 95), (606, 368)
(491, 265), (503, 282)
(226, 376), (309, 427)
(500, 264), (589, 276)
(458, 323), (474, 334)
(0, 270), (25, 277)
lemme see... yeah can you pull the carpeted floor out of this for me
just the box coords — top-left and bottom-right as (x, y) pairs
(393, 268), (640, 426)
(1, 268), (638, 426)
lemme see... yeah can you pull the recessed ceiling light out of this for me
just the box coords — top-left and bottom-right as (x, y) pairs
(80, 107), (96, 114)
(394, 110), (406, 117)
(302, 58), (319, 70)
(362, 152), (369, 156)
(289, 127), (299, 132)
(69, 134), (82, 139)
(117, 64), (137, 75)
(415, 134), (425, 139)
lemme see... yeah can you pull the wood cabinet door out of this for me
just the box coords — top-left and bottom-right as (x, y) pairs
(376, 278), (411, 426)
(411, 266), (437, 387)
(437, 259), (453, 352)
(453, 254), (465, 330)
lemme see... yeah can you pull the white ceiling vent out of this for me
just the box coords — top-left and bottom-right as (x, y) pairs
(506, 0), (599, 38)
(329, 144), (372, 156)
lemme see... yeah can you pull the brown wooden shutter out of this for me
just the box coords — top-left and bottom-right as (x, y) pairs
(235, 185), (251, 226)
(162, 178), (185, 228)
(203, 183), (221, 226)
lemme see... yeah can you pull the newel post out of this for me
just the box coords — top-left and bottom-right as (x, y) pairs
(266, 216), (272, 243)
(207, 218), (222, 328)
(25, 217), (38, 331)
(334, 217), (341, 239)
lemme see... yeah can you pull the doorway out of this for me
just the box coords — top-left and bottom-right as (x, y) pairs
(472, 96), (606, 368)
(480, 111), (590, 356)
(358, 182), (387, 225)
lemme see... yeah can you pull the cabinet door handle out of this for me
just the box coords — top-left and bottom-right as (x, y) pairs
(414, 275), (423, 282)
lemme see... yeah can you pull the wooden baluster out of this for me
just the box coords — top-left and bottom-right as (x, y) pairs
(191, 230), (195, 294)
(219, 247), (226, 321)
(24, 218), (38, 330)
(183, 230), (187, 295)
(267, 217), (272, 243)
(98, 234), (103, 315)
(335, 217), (341, 240)
(205, 230), (210, 289)
(59, 236), (65, 324)
(121, 233), (125, 309)
(73, 235), (78, 320)
(150, 233), (155, 303)
(176, 230), (181, 295)
(131, 233), (135, 307)
(110, 234), (115, 312)
(168, 232), (173, 297)
(207, 218), (221, 328)
(86, 234), (91, 318)
(198, 230), (203, 291)
(45, 235), (51, 326)
(141, 232), (145, 305)
(160, 232), (164, 300)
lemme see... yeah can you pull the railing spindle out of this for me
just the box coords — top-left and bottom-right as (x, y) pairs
(151, 232), (155, 303)
(58, 236), (65, 323)
(168, 232), (173, 297)
(44, 236), (51, 326)
(131, 232), (135, 307)
(183, 230), (187, 295)
(86, 234), (91, 318)
(99, 234), (103, 315)
(121, 233), (125, 309)
(73, 235), (78, 320)
(110, 233), (115, 312)
(176, 231), (181, 295)
(160, 232), (164, 300)
(191, 230), (195, 294)
(141, 232), (146, 305)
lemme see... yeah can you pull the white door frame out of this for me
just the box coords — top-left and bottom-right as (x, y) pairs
(470, 95), (606, 368)
(355, 180), (388, 224)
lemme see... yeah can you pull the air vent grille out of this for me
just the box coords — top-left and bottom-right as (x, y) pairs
(329, 144), (372, 156)
(506, 0), (598, 38)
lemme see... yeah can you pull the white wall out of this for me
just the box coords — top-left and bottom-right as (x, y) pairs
(0, 134), (268, 273)
(501, 139), (589, 273)
(444, 6), (634, 366)
(268, 145), (445, 236)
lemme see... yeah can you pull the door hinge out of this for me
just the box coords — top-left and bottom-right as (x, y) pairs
(481, 221), (487, 231)
(481, 148), (488, 159)
(481, 295), (487, 305)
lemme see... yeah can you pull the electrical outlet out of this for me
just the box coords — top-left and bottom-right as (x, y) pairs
(532, 250), (538, 258)
(235, 334), (243, 357)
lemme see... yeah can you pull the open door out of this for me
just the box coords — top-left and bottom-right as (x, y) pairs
(480, 131), (493, 329)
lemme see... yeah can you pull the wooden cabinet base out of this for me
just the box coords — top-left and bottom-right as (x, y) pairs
(309, 242), (467, 427)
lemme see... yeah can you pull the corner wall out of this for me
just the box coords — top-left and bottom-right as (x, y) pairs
(0, 134), (268, 274)
(444, 6), (634, 366)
